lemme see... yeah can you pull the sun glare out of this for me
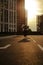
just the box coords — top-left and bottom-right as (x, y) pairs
(25, 0), (38, 19)
(25, 0), (43, 31)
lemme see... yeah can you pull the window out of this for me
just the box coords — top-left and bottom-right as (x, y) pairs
(1, 9), (3, 22)
(4, 10), (8, 22)
(9, 11), (11, 23)
(9, 29), (11, 32)
(9, 24), (13, 28)
(14, 29), (16, 32)
(14, 12), (16, 23)
(9, 0), (13, 10)
(14, 25), (16, 28)
(0, 0), (3, 7)
(0, 0), (3, 3)
(4, 0), (8, 8)
(1, 24), (3, 32)
(11, 12), (13, 23)
(9, 11), (13, 23)
(4, 24), (8, 32)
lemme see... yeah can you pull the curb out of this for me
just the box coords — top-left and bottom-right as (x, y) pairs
(0, 35), (17, 39)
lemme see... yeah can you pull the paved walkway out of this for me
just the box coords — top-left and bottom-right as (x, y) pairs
(0, 35), (17, 39)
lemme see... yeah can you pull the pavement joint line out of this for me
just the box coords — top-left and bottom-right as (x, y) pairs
(30, 37), (43, 51)
(0, 44), (11, 49)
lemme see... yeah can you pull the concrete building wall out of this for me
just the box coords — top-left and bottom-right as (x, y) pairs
(0, 0), (25, 34)
(0, 0), (17, 32)
(17, 0), (25, 33)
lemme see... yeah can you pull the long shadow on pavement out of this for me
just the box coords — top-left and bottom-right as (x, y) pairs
(18, 38), (30, 43)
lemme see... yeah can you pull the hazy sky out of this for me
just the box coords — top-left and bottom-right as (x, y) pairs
(37, 0), (43, 15)
(25, 0), (43, 31)
(30, 0), (43, 31)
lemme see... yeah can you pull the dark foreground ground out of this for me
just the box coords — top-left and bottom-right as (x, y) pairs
(0, 35), (43, 65)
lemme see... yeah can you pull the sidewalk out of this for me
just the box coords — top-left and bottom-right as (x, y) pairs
(0, 35), (17, 39)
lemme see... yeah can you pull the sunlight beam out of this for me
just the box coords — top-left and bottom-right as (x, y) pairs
(25, 0), (38, 19)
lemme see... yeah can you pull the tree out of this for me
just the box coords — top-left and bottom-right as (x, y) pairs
(22, 24), (32, 36)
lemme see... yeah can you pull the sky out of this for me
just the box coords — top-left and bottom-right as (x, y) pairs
(25, 0), (43, 31)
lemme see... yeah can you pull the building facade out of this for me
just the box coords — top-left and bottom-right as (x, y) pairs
(37, 15), (43, 33)
(0, 0), (25, 33)
(0, 0), (17, 32)
(17, 0), (25, 33)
